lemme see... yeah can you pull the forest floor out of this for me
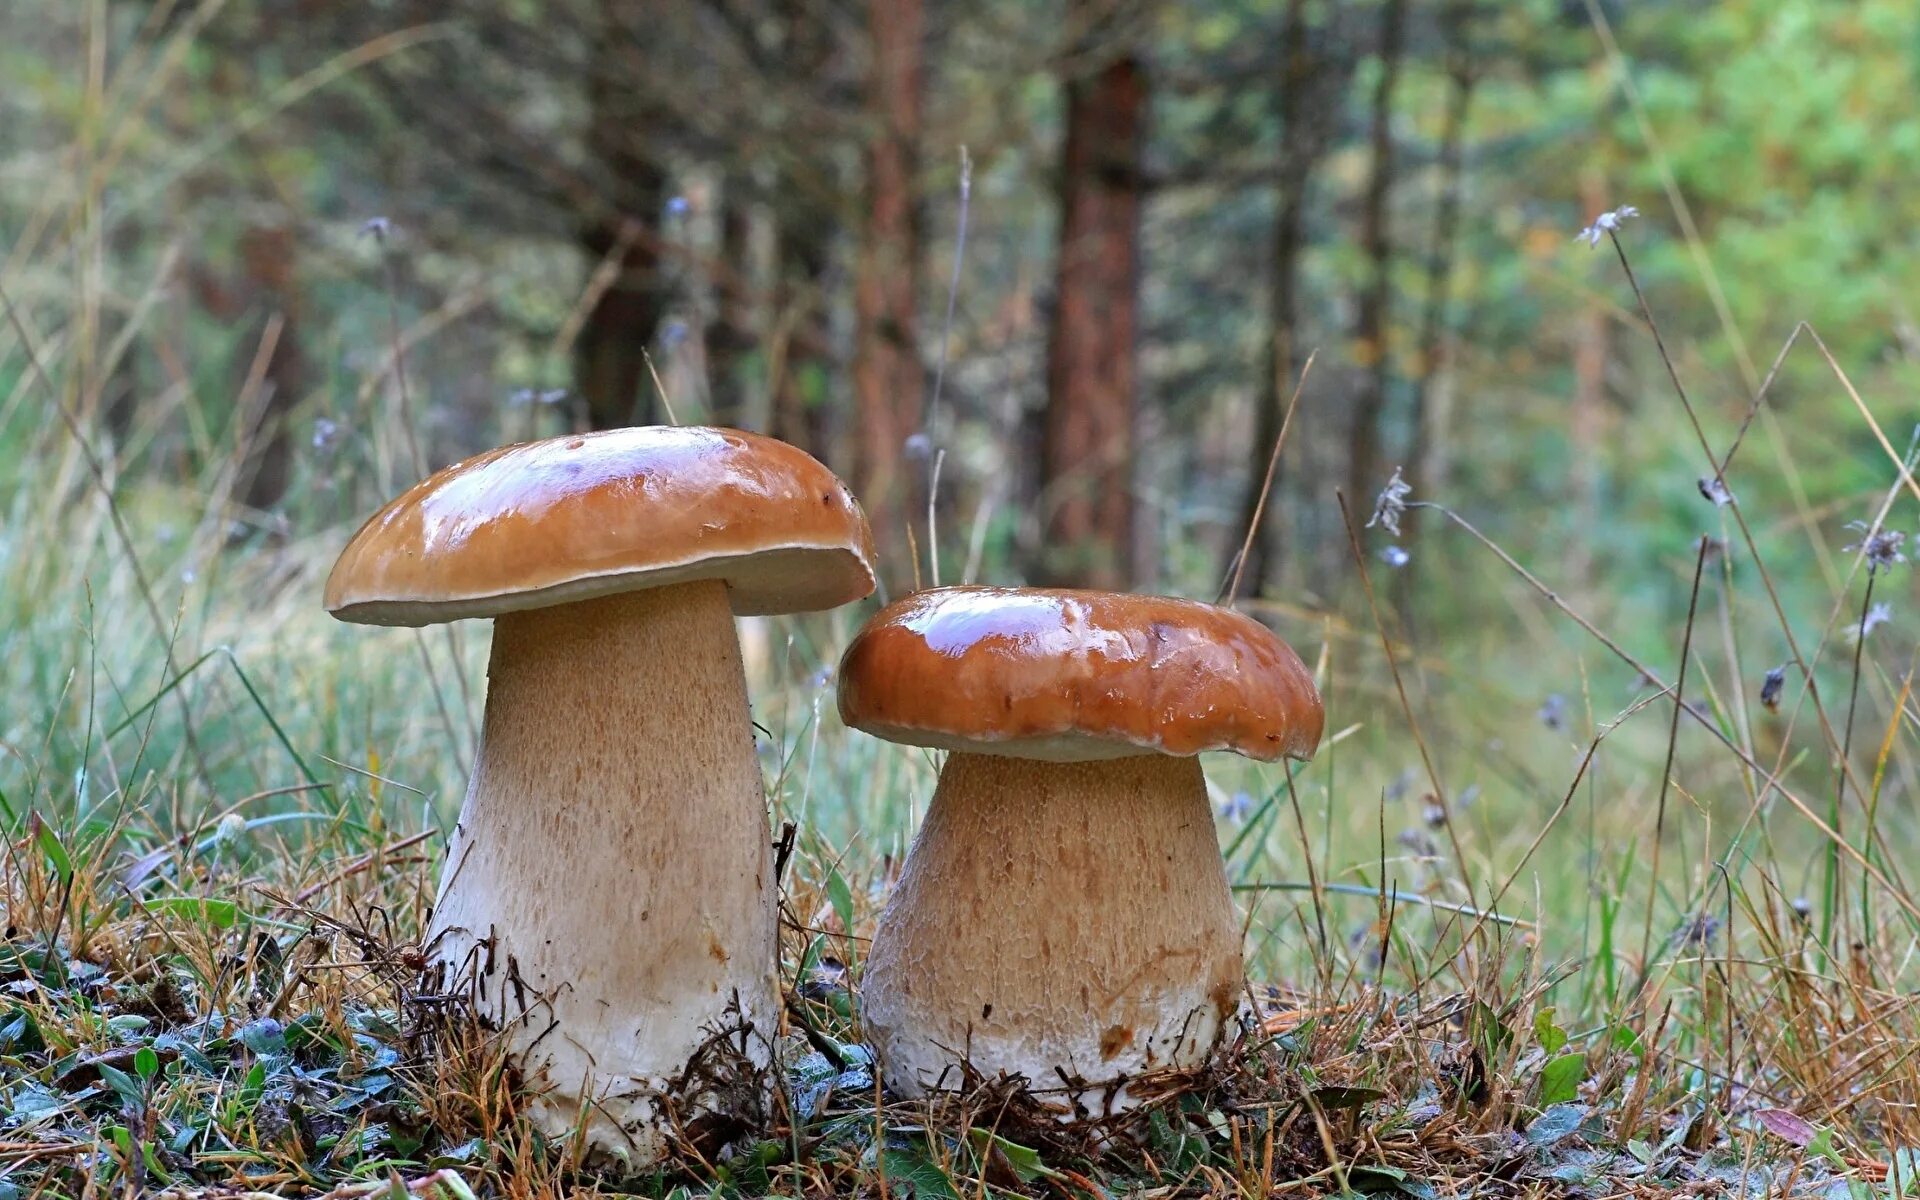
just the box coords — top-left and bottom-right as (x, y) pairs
(0, 798), (1904, 1199)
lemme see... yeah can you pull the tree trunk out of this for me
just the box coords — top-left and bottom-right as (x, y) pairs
(1039, 42), (1147, 589)
(1407, 1), (1476, 542)
(185, 223), (308, 521)
(1344, 0), (1409, 512)
(234, 224), (308, 517)
(770, 202), (834, 458)
(853, 0), (925, 583)
(765, 0), (840, 460)
(575, 1), (670, 431)
(705, 174), (757, 430)
(1229, 0), (1353, 597)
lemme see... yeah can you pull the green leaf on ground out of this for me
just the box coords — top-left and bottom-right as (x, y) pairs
(1538, 1052), (1585, 1105)
(147, 897), (242, 928)
(881, 1145), (961, 1199)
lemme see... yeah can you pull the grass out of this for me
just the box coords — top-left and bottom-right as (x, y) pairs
(10, 18), (1920, 1197)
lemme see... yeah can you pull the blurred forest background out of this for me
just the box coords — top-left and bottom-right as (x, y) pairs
(11, 0), (1919, 614)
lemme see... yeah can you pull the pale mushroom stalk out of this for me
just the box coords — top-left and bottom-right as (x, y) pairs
(430, 580), (773, 1160)
(860, 751), (1241, 1111)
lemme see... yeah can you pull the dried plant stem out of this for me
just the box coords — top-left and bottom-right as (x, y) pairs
(1640, 537), (1710, 973)
(1221, 350), (1315, 606)
(1233, 879), (1530, 928)
(1282, 763), (1331, 989)
(1336, 492), (1473, 906)
(371, 226), (425, 478)
(642, 348), (680, 426)
(1825, 571), (1877, 947)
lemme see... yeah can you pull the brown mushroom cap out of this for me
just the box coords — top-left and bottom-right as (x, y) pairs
(837, 586), (1323, 762)
(325, 426), (876, 625)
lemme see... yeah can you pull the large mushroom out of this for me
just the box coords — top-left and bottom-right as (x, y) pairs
(325, 426), (874, 1167)
(837, 586), (1323, 1115)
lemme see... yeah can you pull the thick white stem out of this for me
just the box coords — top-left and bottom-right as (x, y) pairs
(861, 752), (1243, 1116)
(427, 579), (776, 1167)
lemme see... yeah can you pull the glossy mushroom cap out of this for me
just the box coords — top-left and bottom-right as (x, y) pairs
(324, 426), (877, 625)
(837, 586), (1323, 762)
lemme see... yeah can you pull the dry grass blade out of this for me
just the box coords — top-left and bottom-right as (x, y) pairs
(1221, 349), (1316, 607)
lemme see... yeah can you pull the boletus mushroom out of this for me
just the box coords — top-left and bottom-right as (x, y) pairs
(325, 426), (874, 1166)
(837, 586), (1323, 1115)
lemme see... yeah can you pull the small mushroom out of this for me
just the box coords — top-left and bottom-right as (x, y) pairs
(325, 426), (873, 1167)
(837, 586), (1323, 1114)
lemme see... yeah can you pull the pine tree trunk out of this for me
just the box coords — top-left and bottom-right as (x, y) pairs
(575, 0), (669, 431)
(1040, 43), (1147, 589)
(235, 224), (307, 517)
(1407, 1), (1476, 542)
(1230, 0), (1350, 597)
(770, 204), (834, 458)
(853, 0), (926, 581)
(706, 175), (757, 430)
(1344, 0), (1409, 512)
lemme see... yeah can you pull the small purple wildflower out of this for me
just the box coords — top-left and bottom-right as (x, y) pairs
(1698, 475), (1734, 507)
(1367, 467), (1411, 538)
(1380, 545), (1410, 568)
(1538, 693), (1567, 731)
(1397, 829), (1439, 859)
(1851, 602), (1893, 643)
(1673, 912), (1720, 950)
(1760, 665), (1786, 713)
(1843, 521), (1907, 575)
(1576, 205), (1638, 248)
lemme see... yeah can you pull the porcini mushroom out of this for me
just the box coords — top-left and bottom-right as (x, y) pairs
(325, 426), (874, 1166)
(836, 586), (1322, 1114)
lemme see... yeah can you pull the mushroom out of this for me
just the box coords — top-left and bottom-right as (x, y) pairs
(325, 426), (874, 1166)
(836, 586), (1322, 1114)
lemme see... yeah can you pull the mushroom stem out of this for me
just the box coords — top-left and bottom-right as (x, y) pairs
(427, 578), (776, 1165)
(861, 751), (1243, 1114)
